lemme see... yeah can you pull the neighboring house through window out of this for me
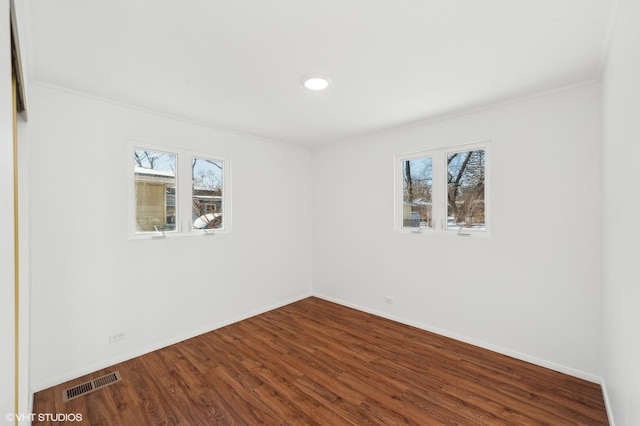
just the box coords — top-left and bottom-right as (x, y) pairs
(130, 145), (230, 238)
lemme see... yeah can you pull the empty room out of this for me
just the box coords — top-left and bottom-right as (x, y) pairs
(2, 0), (639, 424)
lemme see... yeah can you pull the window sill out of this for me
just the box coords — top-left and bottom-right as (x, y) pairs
(129, 229), (230, 240)
(396, 228), (490, 238)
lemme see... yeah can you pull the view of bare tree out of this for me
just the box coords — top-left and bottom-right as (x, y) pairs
(134, 150), (172, 172)
(402, 149), (485, 230)
(447, 150), (485, 228)
(403, 157), (433, 227)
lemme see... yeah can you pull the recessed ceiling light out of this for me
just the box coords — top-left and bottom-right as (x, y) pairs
(302, 75), (331, 91)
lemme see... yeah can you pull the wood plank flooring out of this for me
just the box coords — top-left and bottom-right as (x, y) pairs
(33, 297), (608, 425)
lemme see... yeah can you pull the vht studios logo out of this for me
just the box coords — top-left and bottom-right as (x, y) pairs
(6, 413), (83, 422)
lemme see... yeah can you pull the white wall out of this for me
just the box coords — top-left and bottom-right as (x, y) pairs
(28, 85), (313, 390)
(312, 84), (603, 380)
(601, 0), (640, 423)
(17, 115), (30, 422)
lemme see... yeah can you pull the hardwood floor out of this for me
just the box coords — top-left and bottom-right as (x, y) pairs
(33, 297), (608, 425)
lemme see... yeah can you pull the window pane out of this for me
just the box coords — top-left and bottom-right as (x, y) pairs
(402, 156), (433, 228)
(134, 149), (177, 232)
(447, 149), (485, 230)
(192, 157), (223, 230)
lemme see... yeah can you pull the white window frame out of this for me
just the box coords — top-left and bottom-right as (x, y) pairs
(394, 141), (489, 236)
(128, 142), (232, 239)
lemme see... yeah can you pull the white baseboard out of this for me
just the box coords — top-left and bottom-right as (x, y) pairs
(32, 292), (312, 392)
(599, 378), (615, 426)
(312, 293), (603, 384)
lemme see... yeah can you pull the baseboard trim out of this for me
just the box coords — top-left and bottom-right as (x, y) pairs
(32, 292), (312, 392)
(600, 378), (616, 425)
(312, 293), (602, 384)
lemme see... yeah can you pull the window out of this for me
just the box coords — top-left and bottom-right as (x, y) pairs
(446, 149), (485, 231)
(134, 149), (177, 233)
(191, 157), (224, 230)
(130, 145), (230, 238)
(396, 142), (488, 234)
(402, 156), (433, 228)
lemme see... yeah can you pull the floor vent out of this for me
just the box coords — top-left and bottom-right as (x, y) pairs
(62, 371), (121, 402)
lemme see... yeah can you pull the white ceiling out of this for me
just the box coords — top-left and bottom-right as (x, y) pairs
(25, 0), (616, 147)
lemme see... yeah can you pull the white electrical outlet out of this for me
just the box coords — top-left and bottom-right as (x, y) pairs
(108, 331), (126, 343)
(384, 297), (394, 304)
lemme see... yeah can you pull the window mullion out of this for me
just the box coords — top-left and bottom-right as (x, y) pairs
(178, 154), (192, 233)
(431, 150), (447, 231)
